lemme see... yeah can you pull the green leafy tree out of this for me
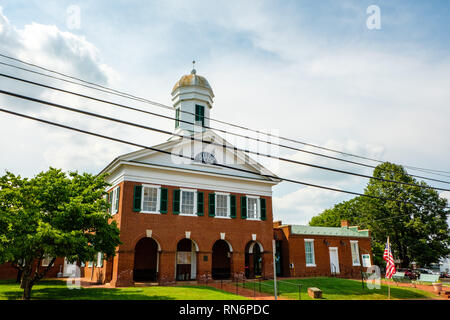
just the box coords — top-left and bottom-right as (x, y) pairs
(0, 168), (121, 300)
(310, 162), (450, 268)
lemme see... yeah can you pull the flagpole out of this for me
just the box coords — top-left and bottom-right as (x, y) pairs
(387, 236), (391, 300)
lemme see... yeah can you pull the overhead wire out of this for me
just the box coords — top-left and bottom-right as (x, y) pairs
(0, 52), (449, 177)
(1, 88), (450, 192)
(1, 71), (449, 186)
(0, 107), (449, 209)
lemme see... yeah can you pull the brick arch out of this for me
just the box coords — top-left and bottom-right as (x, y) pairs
(130, 232), (162, 252)
(173, 235), (200, 252)
(208, 238), (234, 253)
(246, 241), (264, 254)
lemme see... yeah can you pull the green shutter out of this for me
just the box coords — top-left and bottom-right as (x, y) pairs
(240, 196), (247, 219)
(133, 185), (142, 212)
(175, 108), (180, 128)
(197, 192), (204, 216)
(173, 189), (180, 214)
(260, 198), (266, 221)
(195, 105), (205, 126)
(106, 192), (111, 214)
(230, 195), (236, 218)
(160, 188), (168, 214)
(208, 193), (215, 217)
(115, 186), (120, 214)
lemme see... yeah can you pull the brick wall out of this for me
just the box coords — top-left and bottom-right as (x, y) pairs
(0, 257), (66, 280)
(100, 180), (275, 287)
(275, 226), (372, 278)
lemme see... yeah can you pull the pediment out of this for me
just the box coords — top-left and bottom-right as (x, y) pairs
(108, 130), (278, 182)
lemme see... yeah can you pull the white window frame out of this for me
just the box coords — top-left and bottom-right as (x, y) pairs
(96, 252), (103, 268)
(246, 195), (260, 220)
(41, 255), (53, 267)
(179, 188), (197, 216)
(304, 239), (316, 267)
(141, 184), (161, 214)
(350, 240), (361, 266)
(110, 186), (120, 215)
(215, 192), (230, 219)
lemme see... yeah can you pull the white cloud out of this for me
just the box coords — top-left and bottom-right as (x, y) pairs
(273, 186), (349, 225)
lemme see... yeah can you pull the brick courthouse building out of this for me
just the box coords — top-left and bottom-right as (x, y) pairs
(0, 69), (373, 285)
(85, 68), (281, 286)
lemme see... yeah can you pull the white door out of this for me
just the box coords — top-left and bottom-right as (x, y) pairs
(329, 247), (340, 274)
(63, 258), (79, 277)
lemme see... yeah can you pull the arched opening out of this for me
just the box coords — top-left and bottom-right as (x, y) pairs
(176, 238), (198, 281)
(133, 238), (159, 282)
(212, 240), (232, 279)
(245, 241), (263, 278)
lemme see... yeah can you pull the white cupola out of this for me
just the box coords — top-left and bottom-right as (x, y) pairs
(171, 65), (214, 136)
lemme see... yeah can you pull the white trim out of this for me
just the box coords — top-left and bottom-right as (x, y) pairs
(140, 185), (161, 214)
(329, 247), (340, 274)
(215, 193), (230, 218)
(108, 186), (120, 215)
(179, 189), (197, 215)
(107, 172), (274, 197)
(350, 240), (361, 266)
(246, 195), (261, 220)
(304, 239), (316, 267)
(248, 241), (264, 254)
(107, 161), (279, 186)
(41, 255), (53, 267)
(101, 129), (280, 181)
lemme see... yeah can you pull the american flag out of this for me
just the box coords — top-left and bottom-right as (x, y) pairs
(383, 237), (396, 278)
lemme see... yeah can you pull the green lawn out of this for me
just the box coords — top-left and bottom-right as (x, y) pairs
(241, 277), (437, 300)
(0, 280), (249, 300)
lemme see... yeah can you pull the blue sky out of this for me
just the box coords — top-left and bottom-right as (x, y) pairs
(0, 1), (449, 224)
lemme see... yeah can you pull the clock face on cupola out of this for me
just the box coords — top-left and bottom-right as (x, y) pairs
(194, 151), (217, 165)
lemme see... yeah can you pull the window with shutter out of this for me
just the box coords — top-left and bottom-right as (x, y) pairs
(208, 193), (215, 217)
(197, 191), (204, 216)
(195, 104), (205, 127)
(180, 189), (196, 215)
(240, 196), (247, 219)
(160, 188), (168, 213)
(230, 195), (236, 218)
(260, 198), (266, 221)
(173, 189), (180, 214)
(215, 193), (230, 218)
(133, 185), (142, 212)
(247, 196), (260, 220)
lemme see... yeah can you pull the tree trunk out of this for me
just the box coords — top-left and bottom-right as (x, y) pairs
(21, 277), (33, 300)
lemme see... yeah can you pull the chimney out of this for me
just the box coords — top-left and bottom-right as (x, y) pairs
(341, 220), (349, 228)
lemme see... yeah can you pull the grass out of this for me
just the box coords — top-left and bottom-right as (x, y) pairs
(240, 277), (437, 300)
(0, 279), (249, 300)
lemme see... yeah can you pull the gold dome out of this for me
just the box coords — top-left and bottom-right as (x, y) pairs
(171, 69), (214, 96)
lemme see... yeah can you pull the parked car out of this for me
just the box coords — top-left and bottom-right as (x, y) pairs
(415, 268), (439, 276)
(440, 271), (450, 278)
(399, 268), (417, 279)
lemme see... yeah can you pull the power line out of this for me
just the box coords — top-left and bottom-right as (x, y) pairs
(1, 71), (449, 187)
(2, 88), (449, 192)
(1, 107), (449, 209)
(1, 52), (449, 177)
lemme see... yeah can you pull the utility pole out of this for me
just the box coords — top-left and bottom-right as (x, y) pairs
(272, 239), (278, 300)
